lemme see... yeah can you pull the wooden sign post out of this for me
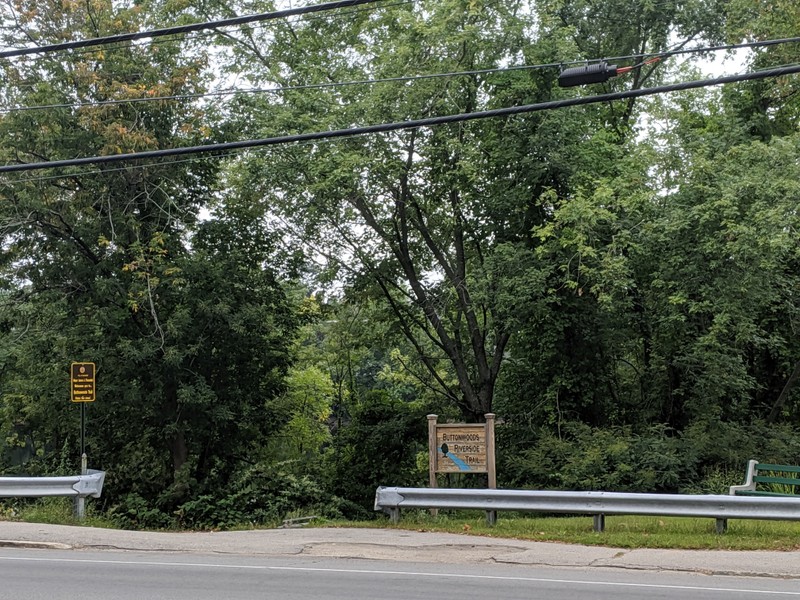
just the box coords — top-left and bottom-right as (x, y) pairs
(427, 414), (497, 524)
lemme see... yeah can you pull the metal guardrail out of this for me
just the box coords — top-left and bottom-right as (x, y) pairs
(374, 486), (800, 533)
(0, 470), (106, 499)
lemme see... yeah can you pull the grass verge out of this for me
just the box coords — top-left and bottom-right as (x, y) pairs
(3, 501), (800, 550)
(328, 511), (800, 551)
(1, 497), (115, 529)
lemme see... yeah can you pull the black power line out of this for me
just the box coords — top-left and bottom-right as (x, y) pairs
(0, 0), (387, 59)
(9, 34), (800, 113)
(602, 35), (800, 65)
(0, 63), (562, 114)
(2, 64), (799, 174)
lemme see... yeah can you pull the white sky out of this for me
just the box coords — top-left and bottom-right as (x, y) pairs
(693, 47), (752, 77)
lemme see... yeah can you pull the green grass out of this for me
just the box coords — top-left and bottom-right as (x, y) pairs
(326, 511), (800, 551)
(4, 501), (800, 550)
(1, 497), (115, 529)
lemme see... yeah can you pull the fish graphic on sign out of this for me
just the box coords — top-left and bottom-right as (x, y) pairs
(428, 415), (496, 490)
(438, 442), (471, 471)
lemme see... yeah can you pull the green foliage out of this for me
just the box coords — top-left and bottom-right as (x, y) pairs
(501, 422), (693, 492)
(326, 391), (428, 510)
(0, 0), (297, 518)
(499, 419), (800, 495)
(107, 493), (177, 530)
(2, 0), (800, 530)
(108, 464), (352, 530)
(3, 497), (112, 528)
(681, 466), (746, 496)
(268, 366), (334, 461)
(220, 0), (591, 419)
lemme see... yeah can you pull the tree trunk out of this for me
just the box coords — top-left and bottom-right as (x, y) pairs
(767, 360), (800, 423)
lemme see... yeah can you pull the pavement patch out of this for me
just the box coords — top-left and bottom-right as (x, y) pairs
(0, 539), (72, 550)
(301, 542), (528, 563)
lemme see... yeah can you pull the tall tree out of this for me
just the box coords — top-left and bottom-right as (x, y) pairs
(0, 0), (296, 511)
(219, 0), (541, 421)
(216, 0), (726, 420)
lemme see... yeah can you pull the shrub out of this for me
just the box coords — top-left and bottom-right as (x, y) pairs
(500, 422), (695, 492)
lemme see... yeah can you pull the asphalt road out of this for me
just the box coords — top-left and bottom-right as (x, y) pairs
(2, 548), (799, 600)
(1, 521), (799, 599)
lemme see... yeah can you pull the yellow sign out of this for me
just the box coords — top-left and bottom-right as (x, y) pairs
(435, 425), (487, 473)
(71, 362), (96, 403)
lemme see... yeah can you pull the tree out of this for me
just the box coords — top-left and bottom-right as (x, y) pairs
(499, 58), (800, 434)
(0, 0), (297, 514)
(215, 0), (726, 420)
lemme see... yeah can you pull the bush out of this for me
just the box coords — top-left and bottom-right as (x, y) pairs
(108, 493), (175, 530)
(106, 464), (350, 530)
(500, 422), (696, 492)
(324, 391), (427, 510)
(499, 419), (800, 494)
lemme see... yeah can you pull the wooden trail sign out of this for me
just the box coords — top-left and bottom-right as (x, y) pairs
(427, 414), (496, 488)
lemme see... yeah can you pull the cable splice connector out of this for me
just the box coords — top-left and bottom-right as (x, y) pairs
(558, 61), (618, 87)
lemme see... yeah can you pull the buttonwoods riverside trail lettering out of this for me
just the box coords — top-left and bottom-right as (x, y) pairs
(436, 426), (487, 471)
(428, 415), (496, 478)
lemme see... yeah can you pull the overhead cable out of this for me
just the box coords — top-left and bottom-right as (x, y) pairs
(0, 0), (796, 66)
(0, 0), (413, 72)
(0, 63), (562, 114)
(7, 34), (800, 114)
(3, 137), (345, 185)
(0, 0), (387, 59)
(602, 35), (800, 64)
(2, 64), (799, 174)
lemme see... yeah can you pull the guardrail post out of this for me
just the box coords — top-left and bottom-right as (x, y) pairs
(715, 518), (727, 534)
(389, 507), (400, 524)
(593, 514), (605, 532)
(486, 510), (497, 526)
